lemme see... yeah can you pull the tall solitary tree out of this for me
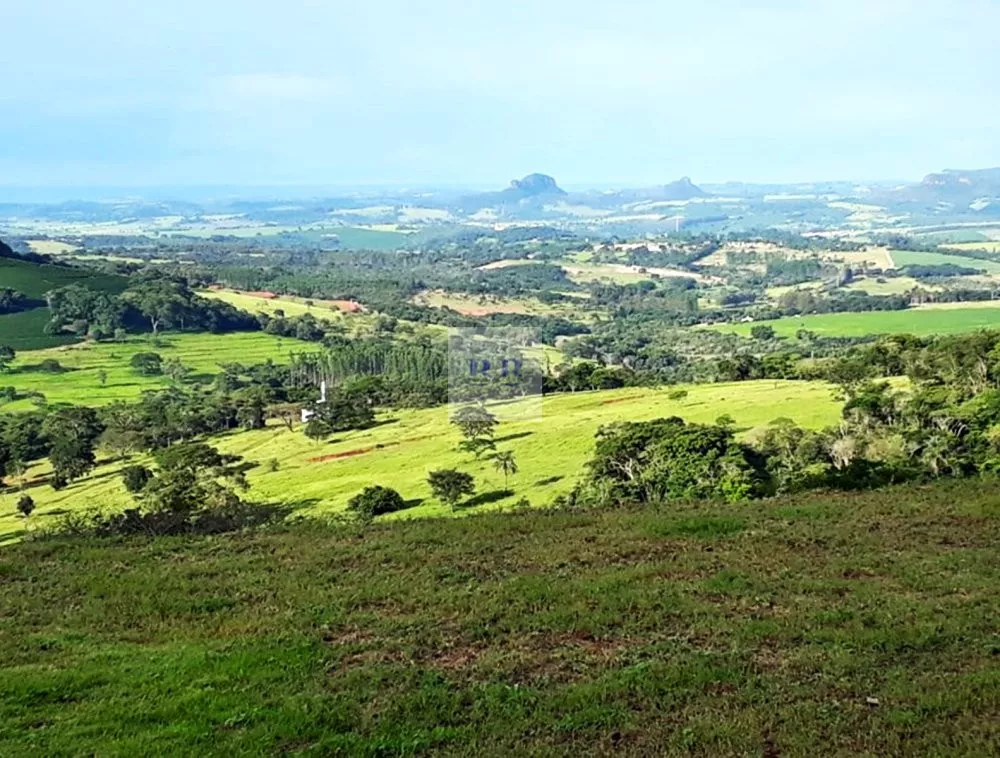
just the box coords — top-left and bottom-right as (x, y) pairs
(427, 469), (475, 510)
(451, 404), (498, 441)
(16, 494), (35, 519)
(451, 403), (499, 458)
(493, 450), (518, 492)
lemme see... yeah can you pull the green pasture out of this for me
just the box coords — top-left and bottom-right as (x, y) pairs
(0, 257), (127, 299)
(944, 241), (1000, 253)
(0, 332), (315, 409)
(0, 308), (78, 350)
(706, 307), (1000, 338)
(0, 258), (129, 350)
(890, 249), (1000, 273)
(1, 380), (841, 541)
(844, 276), (929, 296)
(201, 289), (342, 319)
(3, 479), (1000, 754)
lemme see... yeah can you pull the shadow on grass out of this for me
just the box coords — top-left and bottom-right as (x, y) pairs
(402, 498), (425, 510)
(187, 372), (216, 386)
(11, 363), (79, 375)
(494, 431), (534, 444)
(280, 498), (321, 513)
(0, 529), (27, 546)
(534, 475), (563, 486)
(460, 489), (513, 509)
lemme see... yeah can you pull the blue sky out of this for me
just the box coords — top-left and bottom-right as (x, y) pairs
(2, 0), (998, 190)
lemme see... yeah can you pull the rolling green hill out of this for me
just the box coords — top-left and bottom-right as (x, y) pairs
(1, 332), (313, 408)
(0, 257), (128, 300)
(1, 380), (841, 541)
(0, 308), (78, 350)
(2, 479), (998, 755)
(0, 257), (129, 350)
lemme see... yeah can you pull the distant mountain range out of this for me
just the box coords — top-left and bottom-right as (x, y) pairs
(3, 167), (999, 235)
(867, 167), (1000, 211)
(459, 173), (708, 213)
(922, 167), (1000, 191)
(458, 173), (567, 210)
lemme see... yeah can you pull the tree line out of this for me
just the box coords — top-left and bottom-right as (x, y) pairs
(562, 330), (1000, 507)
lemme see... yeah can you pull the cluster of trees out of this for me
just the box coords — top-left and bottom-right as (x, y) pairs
(900, 263), (984, 278)
(588, 279), (699, 316)
(0, 289), (30, 315)
(621, 240), (721, 270)
(0, 360), (313, 492)
(302, 387), (376, 440)
(45, 273), (258, 341)
(0, 406), (103, 489)
(562, 318), (869, 386)
(53, 442), (283, 537)
(773, 289), (909, 316)
(564, 330), (1000, 508)
(1, 236), (55, 264)
(562, 417), (769, 507)
(292, 341), (446, 394)
(544, 361), (639, 391)
(764, 257), (829, 286)
(0, 346), (15, 372)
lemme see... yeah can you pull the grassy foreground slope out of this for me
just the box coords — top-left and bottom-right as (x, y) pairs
(1, 381), (840, 541)
(707, 307), (1000, 338)
(2, 480), (1000, 755)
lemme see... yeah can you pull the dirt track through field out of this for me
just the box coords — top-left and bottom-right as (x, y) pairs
(306, 433), (439, 464)
(308, 445), (394, 463)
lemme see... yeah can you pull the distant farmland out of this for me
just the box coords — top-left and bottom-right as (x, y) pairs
(944, 241), (1000, 253)
(889, 249), (1000, 273)
(0, 257), (127, 299)
(706, 305), (1000, 338)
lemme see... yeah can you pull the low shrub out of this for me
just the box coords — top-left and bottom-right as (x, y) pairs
(347, 485), (408, 521)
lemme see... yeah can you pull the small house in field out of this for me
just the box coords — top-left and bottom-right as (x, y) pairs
(301, 381), (329, 424)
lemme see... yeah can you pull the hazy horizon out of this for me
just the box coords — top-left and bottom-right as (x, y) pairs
(3, 1), (999, 190)
(0, 174), (917, 206)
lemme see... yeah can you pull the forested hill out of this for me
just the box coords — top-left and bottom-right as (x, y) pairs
(0, 244), (256, 349)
